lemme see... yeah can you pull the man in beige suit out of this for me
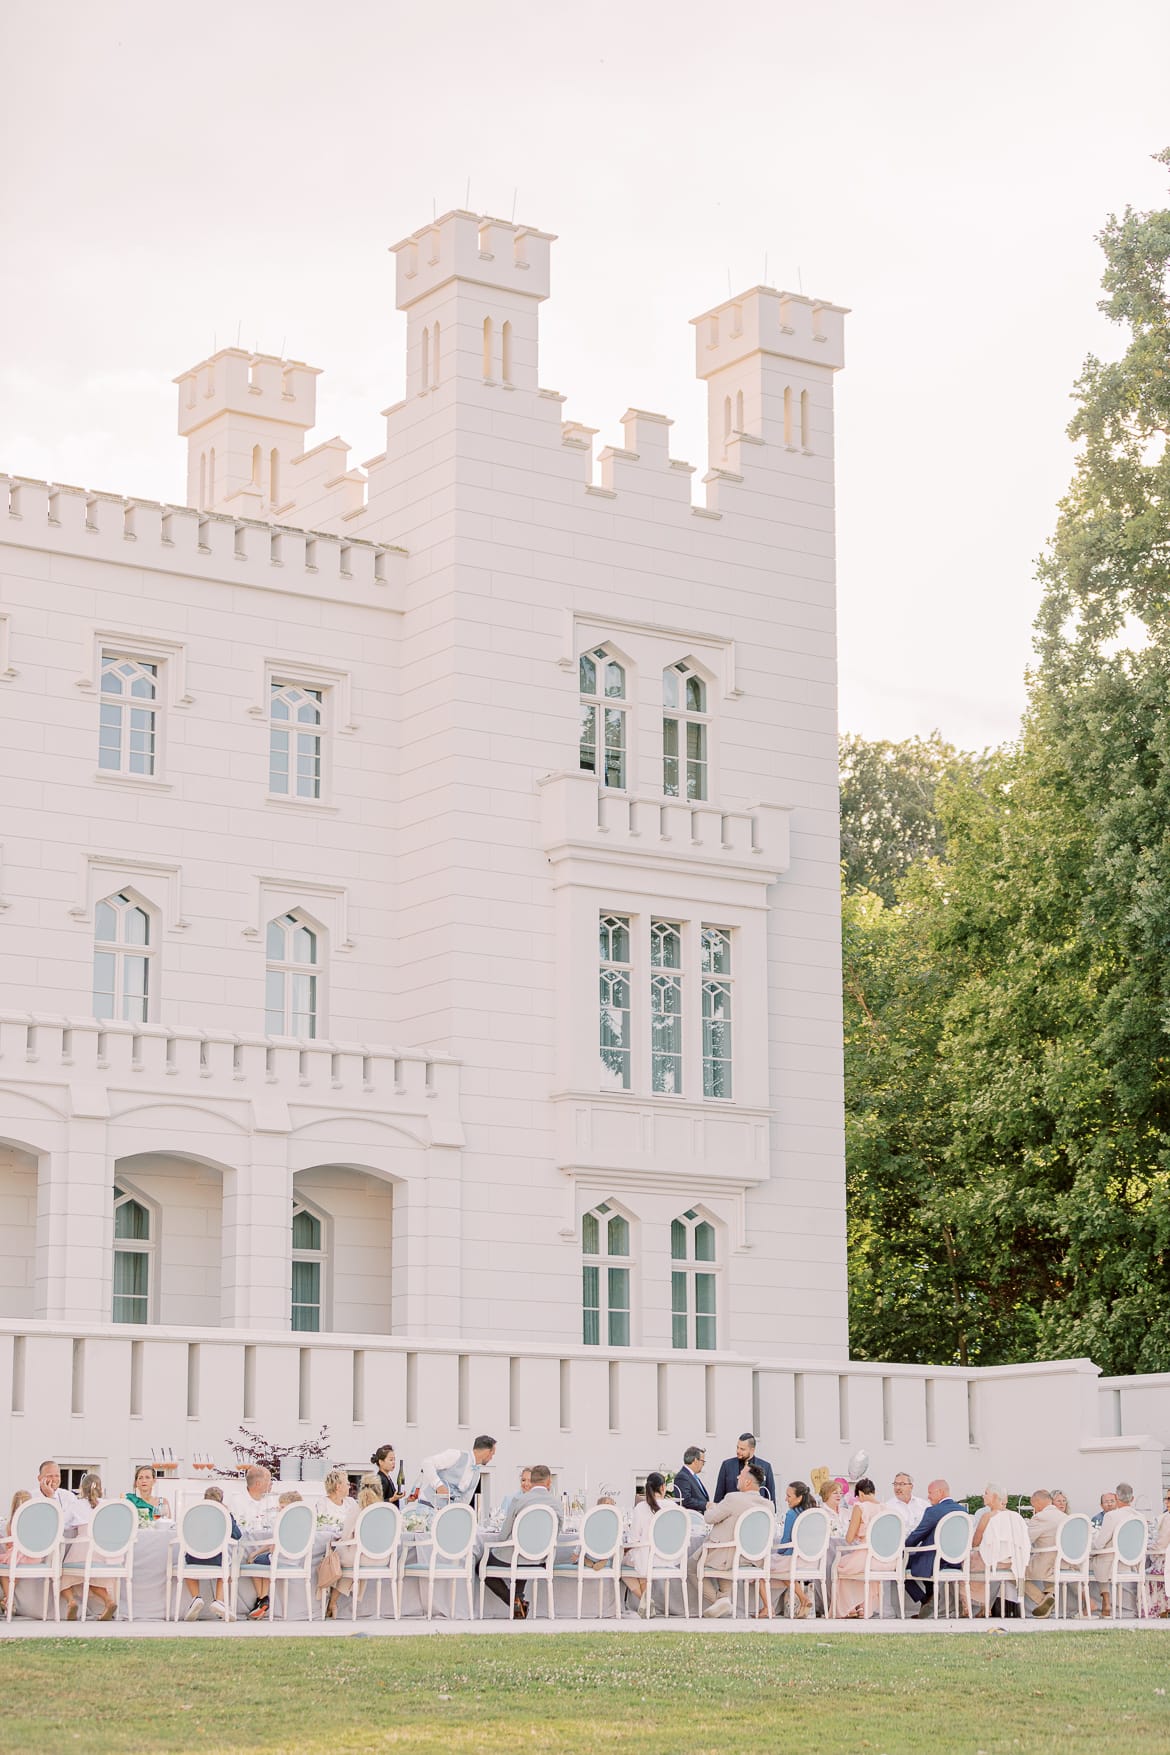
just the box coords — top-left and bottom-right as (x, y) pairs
(701, 1460), (769, 1618)
(1023, 1489), (1067, 1616)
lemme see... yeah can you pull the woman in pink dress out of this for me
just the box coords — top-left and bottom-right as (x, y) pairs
(1143, 1490), (1170, 1617)
(831, 1480), (892, 1619)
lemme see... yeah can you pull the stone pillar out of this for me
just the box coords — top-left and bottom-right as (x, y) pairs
(221, 1133), (292, 1329)
(392, 1146), (463, 1337)
(35, 1116), (113, 1322)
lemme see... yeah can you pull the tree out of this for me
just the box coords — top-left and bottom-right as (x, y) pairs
(839, 732), (986, 904)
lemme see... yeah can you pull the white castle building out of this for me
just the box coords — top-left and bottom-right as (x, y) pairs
(0, 211), (1165, 1506)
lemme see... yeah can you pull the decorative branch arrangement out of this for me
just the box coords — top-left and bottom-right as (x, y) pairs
(216, 1424), (332, 1479)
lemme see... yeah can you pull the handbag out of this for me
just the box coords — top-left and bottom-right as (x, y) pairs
(316, 1544), (342, 1590)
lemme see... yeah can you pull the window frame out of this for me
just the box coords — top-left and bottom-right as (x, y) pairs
(598, 913), (633, 1092)
(581, 1200), (634, 1348)
(700, 925), (734, 1101)
(98, 652), (161, 780)
(93, 891), (155, 1025)
(265, 911), (323, 1039)
(670, 1208), (719, 1351)
(291, 1197), (328, 1333)
(662, 660), (711, 802)
(649, 919), (684, 1096)
(112, 1181), (156, 1326)
(268, 677), (326, 803)
(578, 646), (629, 791)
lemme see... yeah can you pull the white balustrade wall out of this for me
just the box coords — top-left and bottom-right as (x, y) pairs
(0, 1322), (1161, 1512)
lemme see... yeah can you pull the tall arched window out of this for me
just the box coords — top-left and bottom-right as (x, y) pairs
(432, 320), (441, 385)
(291, 1200), (325, 1331)
(650, 920), (683, 1095)
(582, 1201), (632, 1347)
(93, 892), (153, 1023)
(662, 661), (708, 801)
(265, 913), (320, 1037)
(701, 926), (734, 1099)
(501, 320), (513, 383)
(599, 913), (632, 1091)
(99, 652), (158, 776)
(251, 444), (262, 487)
(269, 681), (323, 799)
(421, 324), (430, 391)
(208, 447), (216, 503)
(723, 395), (731, 439)
(783, 386), (793, 446)
(482, 316), (494, 380)
(199, 452), (207, 509)
(112, 1185), (153, 1324)
(579, 647), (627, 789)
(735, 389), (744, 431)
(671, 1209), (718, 1350)
(800, 388), (810, 449)
(269, 448), (280, 505)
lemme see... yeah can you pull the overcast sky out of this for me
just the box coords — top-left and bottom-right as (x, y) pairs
(3, 0), (1167, 750)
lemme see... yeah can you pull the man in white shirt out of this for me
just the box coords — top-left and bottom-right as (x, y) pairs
(883, 1472), (928, 1536)
(1023, 1488), (1067, 1617)
(228, 1466), (277, 1537)
(1092, 1481), (1138, 1617)
(415, 1436), (497, 1511)
(31, 1460), (82, 1533)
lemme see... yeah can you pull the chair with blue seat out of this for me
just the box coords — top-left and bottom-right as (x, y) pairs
(334, 1502), (404, 1621)
(774, 1506), (834, 1618)
(552, 1504), (624, 1619)
(478, 1501), (559, 1621)
(1052, 1513), (1092, 1620)
(621, 1504), (691, 1619)
(400, 1501), (477, 1620)
(928, 1510), (974, 1618)
(80, 1500), (138, 1623)
(236, 1501), (316, 1622)
(1100, 1514), (1148, 1620)
(697, 1503), (775, 1619)
(167, 1500), (234, 1621)
(3, 1499), (64, 1622)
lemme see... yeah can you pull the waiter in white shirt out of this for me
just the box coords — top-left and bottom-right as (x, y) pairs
(31, 1460), (82, 1533)
(883, 1471), (928, 1535)
(415, 1436), (497, 1510)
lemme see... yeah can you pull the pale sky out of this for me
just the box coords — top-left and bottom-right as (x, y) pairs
(3, 0), (1167, 751)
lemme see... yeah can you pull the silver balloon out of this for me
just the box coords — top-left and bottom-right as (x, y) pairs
(846, 1449), (869, 1481)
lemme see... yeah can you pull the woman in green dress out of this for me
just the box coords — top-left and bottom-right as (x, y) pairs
(126, 1464), (171, 1522)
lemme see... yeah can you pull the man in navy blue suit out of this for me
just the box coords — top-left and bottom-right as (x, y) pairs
(713, 1434), (777, 1506)
(674, 1447), (709, 1512)
(904, 1478), (965, 1615)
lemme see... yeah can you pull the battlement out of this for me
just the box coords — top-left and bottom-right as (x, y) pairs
(1, 474), (404, 606)
(691, 287), (848, 377)
(175, 347), (320, 437)
(391, 209), (556, 310)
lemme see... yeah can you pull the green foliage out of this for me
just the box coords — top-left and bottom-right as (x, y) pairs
(839, 732), (986, 904)
(845, 152), (1170, 1376)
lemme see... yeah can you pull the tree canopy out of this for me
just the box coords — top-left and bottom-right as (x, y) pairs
(843, 152), (1170, 1375)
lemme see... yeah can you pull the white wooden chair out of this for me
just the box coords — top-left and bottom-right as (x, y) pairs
(167, 1500), (235, 1620)
(552, 1505), (624, 1619)
(697, 1504), (775, 1619)
(400, 1502), (477, 1620)
(621, 1505), (692, 1619)
(478, 1502), (559, 1620)
(774, 1506), (834, 1618)
(79, 1501), (138, 1623)
(236, 1502), (316, 1622)
(1052, 1513), (1093, 1620)
(333, 1502), (404, 1620)
(1099, 1514), (1148, 1619)
(827, 1509), (902, 1619)
(927, 1510), (974, 1618)
(3, 1499), (64, 1622)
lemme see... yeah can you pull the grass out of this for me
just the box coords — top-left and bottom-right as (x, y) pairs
(0, 1632), (1167, 1754)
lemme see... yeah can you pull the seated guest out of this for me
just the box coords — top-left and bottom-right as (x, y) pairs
(31, 1460), (82, 1531)
(1022, 1489), (1066, 1618)
(674, 1448), (709, 1512)
(370, 1445), (402, 1504)
(1051, 1489), (1070, 1515)
(60, 1474), (117, 1622)
(904, 1479), (965, 1616)
(0, 1491), (32, 1614)
(713, 1434), (777, 1507)
(483, 1462), (560, 1620)
(317, 1468), (353, 1533)
(624, 1472), (667, 1620)
(415, 1437), (497, 1510)
(969, 1485), (1029, 1617)
(819, 1480), (848, 1538)
(500, 1468), (534, 1518)
(701, 1461), (771, 1620)
(771, 1480), (818, 1619)
(228, 1466), (276, 1536)
(325, 1478), (383, 1618)
(1091, 1490), (1118, 1528)
(1145, 1488), (1170, 1618)
(183, 1485), (241, 1622)
(832, 1479), (895, 1619)
(126, 1464), (171, 1522)
(1092, 1482), (1138, 1618)
(883, 1472), (928, 1535)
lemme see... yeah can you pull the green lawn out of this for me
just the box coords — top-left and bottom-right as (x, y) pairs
(0, 1632), (1166, 1754)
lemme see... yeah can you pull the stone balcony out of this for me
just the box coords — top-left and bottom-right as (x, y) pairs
(0, 1012), (462, 1146)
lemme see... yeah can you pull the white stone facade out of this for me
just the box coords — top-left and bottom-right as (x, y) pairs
(0, 211), (1165, 1505)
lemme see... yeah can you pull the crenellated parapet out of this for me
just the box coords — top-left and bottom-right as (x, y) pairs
(1, 475), (405, 606)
